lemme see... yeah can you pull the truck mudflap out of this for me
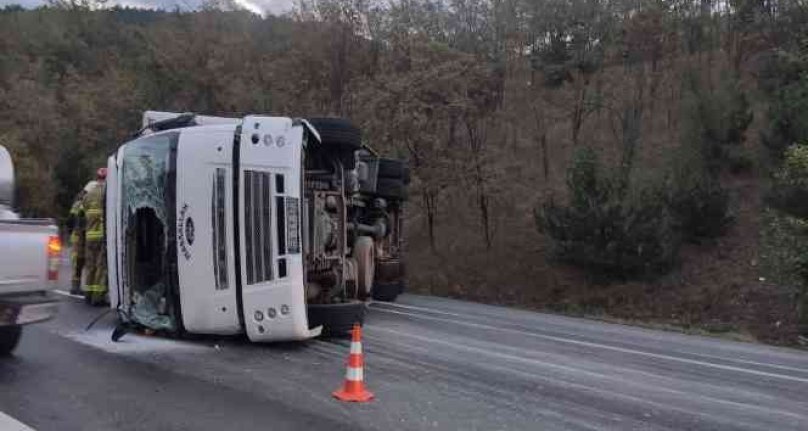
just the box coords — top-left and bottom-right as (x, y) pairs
(237, 116), (317, 341)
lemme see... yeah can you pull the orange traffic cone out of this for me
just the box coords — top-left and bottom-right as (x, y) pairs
(333, 323), (374, 403)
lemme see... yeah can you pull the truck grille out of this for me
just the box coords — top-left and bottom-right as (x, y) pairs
(244, 170), (272, 285)
(212, 168), (228, 290)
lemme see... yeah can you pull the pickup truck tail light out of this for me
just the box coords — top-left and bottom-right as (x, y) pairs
(47, 235), (62, 281)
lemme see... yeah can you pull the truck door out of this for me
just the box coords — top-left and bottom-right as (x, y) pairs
(237, 117), (313, 341)
(175, 128), (240, 334)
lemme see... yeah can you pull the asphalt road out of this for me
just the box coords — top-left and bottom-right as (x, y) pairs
(2, 290), (808, 430)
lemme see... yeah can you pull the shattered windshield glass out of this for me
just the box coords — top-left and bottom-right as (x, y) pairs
(120, 132), (178, 332)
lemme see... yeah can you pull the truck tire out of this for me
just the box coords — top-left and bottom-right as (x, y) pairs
(376, 178), (408, 201)
(0, 325), (22, 356)
(307, 118), (361, 169)
(372, 280), (405, 302)
(353, 236), (375, 299)
(307, 301), (366, 337)
(375, 259), (403, 282)
(373, 258), (405, 301)
(307, 118), (362, 152)
(378, 159), (411, 184)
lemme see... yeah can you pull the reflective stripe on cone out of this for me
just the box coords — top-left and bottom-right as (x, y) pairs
(345, 366), (363, 382)
(350, 341), (362, 354)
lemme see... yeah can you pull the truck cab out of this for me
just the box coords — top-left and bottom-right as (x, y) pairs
(106, 112), (408, 342)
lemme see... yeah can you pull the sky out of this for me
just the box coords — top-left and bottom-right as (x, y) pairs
(0, 0), (295, 16)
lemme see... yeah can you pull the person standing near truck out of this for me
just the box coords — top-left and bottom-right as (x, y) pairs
(67, 189), (87, 295)
(82, 168), (107, 305)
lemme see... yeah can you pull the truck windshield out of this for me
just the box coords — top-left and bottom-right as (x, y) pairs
(120, 132), (179, 332)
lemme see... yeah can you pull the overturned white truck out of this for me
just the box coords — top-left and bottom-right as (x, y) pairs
(106, 112), (409, 342)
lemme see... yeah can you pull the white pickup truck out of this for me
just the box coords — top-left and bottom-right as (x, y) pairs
(0, 145), (61, 355)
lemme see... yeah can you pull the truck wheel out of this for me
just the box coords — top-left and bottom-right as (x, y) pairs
(375, 259), (403, 282)
(372, 280), (405, 302)
(353, 236), (375, 299)
(378, 159), (411, 184)
(376, 178), (408, 201)
(307, 302), (366, 337)
(307, 118), (362, 148)
(0, 325), (22, 356)
(307, 118), (362, 168)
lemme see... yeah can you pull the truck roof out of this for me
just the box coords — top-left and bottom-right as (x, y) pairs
(142, 111), (241, 128)
(139, 111), (323, 144)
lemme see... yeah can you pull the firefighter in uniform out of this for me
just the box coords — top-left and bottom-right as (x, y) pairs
(67, 190), (88, 295)
(82, 168), (107, 305)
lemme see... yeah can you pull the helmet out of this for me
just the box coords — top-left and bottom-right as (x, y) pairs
(97, 167), (107, 180)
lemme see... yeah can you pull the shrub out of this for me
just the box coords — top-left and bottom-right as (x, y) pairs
(726, 146), (755, 174)
(766, 143), (808, 218)
(759, 51), (808, 161)
(760, 209), (808, 289)
(667, 75), (741, 241)
(681, 74), (753, 171)
(537, 148), (679, 281)
(666, 172), (734, 242)
(665, 151), (735, 242)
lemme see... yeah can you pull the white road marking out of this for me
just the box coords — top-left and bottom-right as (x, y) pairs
(371, 301), (464, 317)
(0, 411), (35, 431)
(367, 328), (808, 421)
(667, 347), (808, 375)
(373, 308), (808, 384)
(382, 302), (808, 375)
(53, 289), (83, 300)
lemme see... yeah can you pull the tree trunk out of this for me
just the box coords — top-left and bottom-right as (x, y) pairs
(531, 97), (549, 182)
(330, 24), (349, 115)
(422, 188), (438, 253)
(571, 76), (589, 146)
(475, 162), (492, 250)
(466, 119), (492, 250)
(541, 132), (549, 182)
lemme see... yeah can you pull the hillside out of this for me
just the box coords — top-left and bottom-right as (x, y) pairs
(2, 1), (807, 343)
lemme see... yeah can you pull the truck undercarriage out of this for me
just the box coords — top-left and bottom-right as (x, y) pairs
(302, 118), (409, 333)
